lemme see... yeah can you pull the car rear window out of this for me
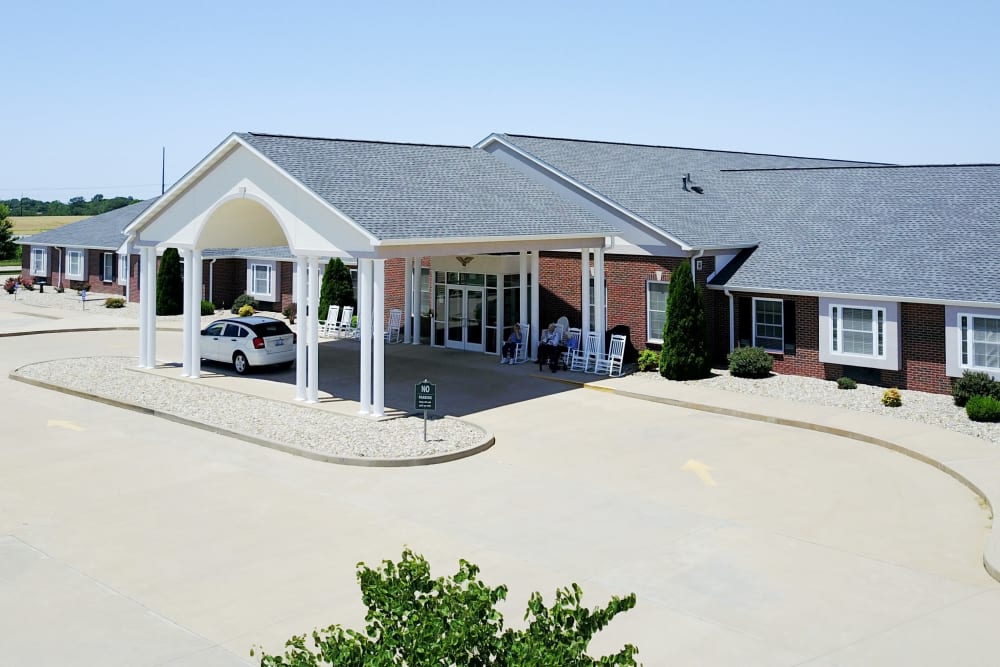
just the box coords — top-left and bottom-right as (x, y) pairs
(249, 321), (292, 336)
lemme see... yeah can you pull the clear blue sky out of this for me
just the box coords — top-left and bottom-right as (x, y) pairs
(3, 0), (998, 203)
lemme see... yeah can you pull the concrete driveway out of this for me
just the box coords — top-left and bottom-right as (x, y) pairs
(1, 324), (999, 665)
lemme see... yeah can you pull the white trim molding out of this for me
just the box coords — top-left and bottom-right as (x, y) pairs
(65, 248), (86, 281)
(30, 246), (49, 277)
(645, 279), (669, 344)
(946, 305), (1000, 380)
(819, 298), (900, 371)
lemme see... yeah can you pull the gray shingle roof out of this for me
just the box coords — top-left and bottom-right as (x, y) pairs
(712, 164), (1000, 304)
(499, 134), (885, 248)
(17, 199), (158, 250)
(237, 133), (616, 241)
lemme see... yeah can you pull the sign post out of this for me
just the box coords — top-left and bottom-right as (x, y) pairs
(414, 379), (436, 442)
(81, 289), (87, 310)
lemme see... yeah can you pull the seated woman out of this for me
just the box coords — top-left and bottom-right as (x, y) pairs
(537, 323), (565, 372)
(500, 323), (523, 364)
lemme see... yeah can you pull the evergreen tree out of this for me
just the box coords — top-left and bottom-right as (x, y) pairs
(319, 257), (356, 318)
(0, 204), (15, 261)
(660, 259), (711, 380)
(156, 247), (184, 316)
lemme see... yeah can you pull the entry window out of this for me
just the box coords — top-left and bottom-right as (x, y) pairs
(66, 250), (85, 281)
(102, 252), (114, 282)
(117, 253), (129, 286)
(31, 247), (48, 276)
(247, 261), (276, 301)
(753, 298), (784, 352)
(831, 305), (884, 357)
(960, 314), (1000, 371)
(646, 281), (668, 343)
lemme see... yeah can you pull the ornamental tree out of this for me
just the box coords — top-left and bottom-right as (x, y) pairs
(660, 259), (711, 380)
(319, 257), (355, 318)
(156, 247), (184, 316)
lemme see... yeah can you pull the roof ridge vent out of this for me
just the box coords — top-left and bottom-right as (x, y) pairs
(682, 173), (704, 194)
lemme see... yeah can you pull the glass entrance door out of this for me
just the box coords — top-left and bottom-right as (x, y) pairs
(445, 286), (484, 352)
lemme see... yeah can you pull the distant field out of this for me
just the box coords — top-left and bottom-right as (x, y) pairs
(11, 215), (90, 235)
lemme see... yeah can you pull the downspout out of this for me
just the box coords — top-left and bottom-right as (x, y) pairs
(208, 258), (217, 305)
(55, 247), (63, 289)
(724, 289), (735, 352)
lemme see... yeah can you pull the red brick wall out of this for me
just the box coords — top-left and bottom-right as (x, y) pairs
(209, 259), (245, 310)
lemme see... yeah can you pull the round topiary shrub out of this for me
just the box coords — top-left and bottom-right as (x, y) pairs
(231, 293), (258, 315)
(952, 370), (1000, 407)
(836, 377), (858, 390)
(728, 346), (773, 378)
(636, 348), (659, 372)
(881, 388), (902, 407)
(238, 304), (255, 317)
(966, 395), (1000, 422)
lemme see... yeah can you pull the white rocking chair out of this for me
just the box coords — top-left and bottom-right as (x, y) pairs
(511, 323), (530, 364)
(335, 305), (355, 338)
(594, 333), (627, 377)
(385, 308), (403, 343)
(319, 305), (340, 338)
(570, 331), (600, 372)
(560, 327), (581, 370)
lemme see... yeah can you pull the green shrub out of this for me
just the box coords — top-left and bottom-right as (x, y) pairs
(105, 296), (126, 308)
(637, 348), (659, 372)
(881, 388), (902, 407)
(238, 304), (255, 317)
(201, 299), (215, 316)
(156, 247), (183, 315)
(282, 302), (296, 324)
(952, 370), (1000, 407)
(252, 548), (638, 666)
(660, 259), (711, 380)
(319, 257), (356, 318)
(836, 377), (857, 390)
(231, 293), (258, 315)
(728, 346), (773, 378)
(967, 394), (1000, 422)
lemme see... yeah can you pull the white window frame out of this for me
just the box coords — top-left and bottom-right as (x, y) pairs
(819, 298), (899, 371)
(117, 253), (129, 286)
(752, 297), (784, 352)
(959, 313), (1000, 373)
(646, 280), (669, 344)
(66, 249), (86, 281)
(246, 260), (277, 301)
(830, 304), (885, 358)
(946, 306), (1000, 380)
(30, 247), (48, 276)
(102, 252), (114, 283)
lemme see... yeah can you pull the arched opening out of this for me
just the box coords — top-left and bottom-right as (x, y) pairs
(197, 197), (290, 250)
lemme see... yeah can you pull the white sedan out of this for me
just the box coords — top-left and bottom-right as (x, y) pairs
(200, 316), (296, 374)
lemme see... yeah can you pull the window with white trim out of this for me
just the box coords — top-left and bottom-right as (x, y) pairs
(66, 250), (85, 281)
(117, 253), (129, 286)
(646, 281), (669, 343)
(246, 260), (277, 301)
(753, 298), (783, 352)
(830, 304), (885, 358)
(30, 247), (48, 276)
(102, 252), (114, 282)
(960, 314), (1000, 371)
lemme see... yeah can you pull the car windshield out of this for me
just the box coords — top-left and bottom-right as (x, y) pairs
(249, 321), (292, 337)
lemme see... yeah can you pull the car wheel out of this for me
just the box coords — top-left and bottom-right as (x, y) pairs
(233, 352), (250, 375)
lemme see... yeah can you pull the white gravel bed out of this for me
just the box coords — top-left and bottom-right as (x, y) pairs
(627, 370), (1000, 445)
(15, 356), (488, 460)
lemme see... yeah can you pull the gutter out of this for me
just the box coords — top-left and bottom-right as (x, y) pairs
(724, 289), (735, 352)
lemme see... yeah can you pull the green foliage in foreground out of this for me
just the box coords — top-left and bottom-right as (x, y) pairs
(0, 204), (16, 260)
(253, 548), (640, 666)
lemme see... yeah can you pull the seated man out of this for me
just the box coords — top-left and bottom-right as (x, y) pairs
(537, 323), (565, 372)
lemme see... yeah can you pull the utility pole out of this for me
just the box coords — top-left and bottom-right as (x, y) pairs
(161, 147), (166, 195)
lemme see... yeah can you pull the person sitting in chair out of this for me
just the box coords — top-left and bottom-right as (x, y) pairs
(500, 324), (523, 364)
(537, 323), (564, 372)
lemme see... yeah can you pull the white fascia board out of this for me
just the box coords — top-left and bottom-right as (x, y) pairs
(477, 134), (695, 252)
(17, 241), (120, 251)
(710, 284), (1000, 309)
(235, 137), (379, 247)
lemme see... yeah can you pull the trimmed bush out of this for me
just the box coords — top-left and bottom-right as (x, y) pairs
(282, 302), (296, 324)
(836, 377), (857, 390)
(967, 395), (1000, 422)
(238, 304), (255, 317)
(728, 346), (773, 378)
(200, 299), (215, 316)
(637, 348), (659, 372)
(952, 370), (1000, 407)
(660, 259), (711, 380)
(231, 293), (258, 315)
(881, 388), (902, 407)
(156, 248), (183, 315)
(105, 296), (126, 308)
(319, 257), (356, 319)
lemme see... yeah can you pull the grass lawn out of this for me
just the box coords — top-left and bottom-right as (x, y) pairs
(10, 215), (90, 235)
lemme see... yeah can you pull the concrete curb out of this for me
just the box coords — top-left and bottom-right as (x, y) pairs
(0, 326), (184, 338)
(10, 369), (495, 468)
(581, 379), (1000, 584)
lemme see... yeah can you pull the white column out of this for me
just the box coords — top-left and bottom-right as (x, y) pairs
(191, 249), (202, 378)
(373, 259), (385, 418)
(581, 248), (591, 336)
(358, 258), (372, 415)
(410, 259), (421, 346)
(181, 248), (193, 376)
(138, 248), (149, 367)
(403, 257), (413, 344)
(519, 251), (529, 356)
(594, 246), (606, 354)
(496, 279), (504, 356)
(295, 256), (307, 401)
(145, 247), (157, 368)
(307, 256), (320, 403)
(530, 251), (540, 360)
